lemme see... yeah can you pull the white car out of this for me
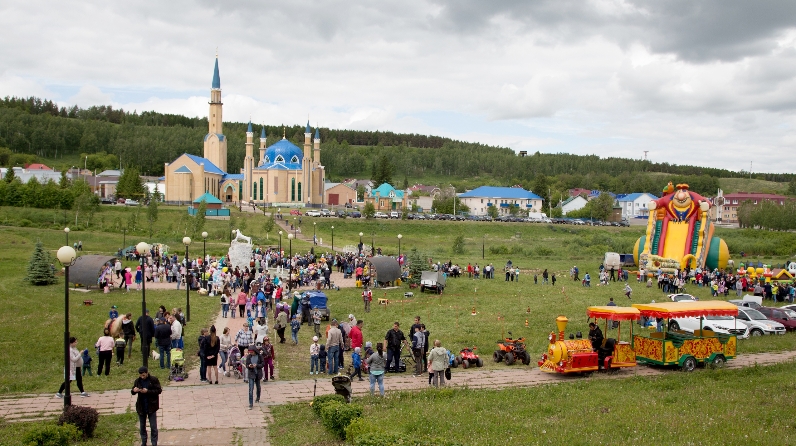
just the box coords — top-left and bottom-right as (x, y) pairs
(374, 212), (388, 219)
(389, 211), (401, 219)
(305, 210), (321, 217)
(669, 315), (750, 339)
(735, 307), (786, 336)
(320, 209), (331, 217)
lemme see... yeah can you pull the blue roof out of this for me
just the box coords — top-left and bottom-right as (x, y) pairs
(184, 153), (225, 175)
(212, 57), (220, 89)
(203, 133), (225, 142)
(459, 186), (541, 200)
(223, 173), (244, 181)
(194, 192), (223, 204)
(257, 138), (303, 170)
(617, 192), (658, 202)
(247, 121), (253, 133)
(314, 127), (320, 140)
(370, 183), (405, 199)
(261, 127), (266, 138)
(305, 121), (311, 133)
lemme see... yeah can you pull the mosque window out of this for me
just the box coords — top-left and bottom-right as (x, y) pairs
(291, 178), (295, 201)
(291, 156), (299, 163)
(259, 178), (264, 200)
(298, 182), (302, 202)
(275, 155), (285, 163)
(253, 182), (258, 201)
(264, 156), (270, 163)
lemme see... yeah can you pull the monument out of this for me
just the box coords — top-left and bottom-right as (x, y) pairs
(228, 229), (252, 271)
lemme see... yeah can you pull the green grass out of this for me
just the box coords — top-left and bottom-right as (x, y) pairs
(0, 413), (137, 446)
(271, 361), (796, 445)
(719, 177), (789, 194)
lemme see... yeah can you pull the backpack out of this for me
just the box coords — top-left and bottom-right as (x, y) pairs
(220, 295), (227, 304)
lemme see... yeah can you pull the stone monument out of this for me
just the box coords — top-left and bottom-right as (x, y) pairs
(228, 229), (252, 271)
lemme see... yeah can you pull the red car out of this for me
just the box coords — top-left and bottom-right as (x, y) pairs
(757, 307), (796, 331)
(289, 209), (302, 216)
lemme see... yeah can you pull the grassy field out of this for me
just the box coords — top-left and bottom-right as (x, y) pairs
(0, 413), (137, 446)
(719, 177), (789, 194)
(270, 361), (796, 445)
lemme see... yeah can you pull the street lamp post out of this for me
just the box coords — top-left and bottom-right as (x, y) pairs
(288, 233), (294, 259)
(483, 234), (486, 259)
(183, 236), (192, 322)
(57, 245), (77, 407)
(64, 227), (70, 246)
(293, 217), (297, 237)
(279, 230), (283, 253)
(201, 232), (208, 290)
(331, 226), (334, 251)
(397, 234), (402, 258)
(136, 242), (150, 367)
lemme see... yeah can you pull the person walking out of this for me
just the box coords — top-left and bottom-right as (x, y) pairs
(56, 337), (89, 398)
(326, 320), (343, 374)
(412, 326), (425, 376)
(132, 366), (162, 446)
(198, 328), (209, 383)
(95, 328), (114, 376)
(153, 319), (172, 370)
(362, 286), (372, 313)
(122, 313), (136, 359)
(428, 339), (448, 388)
(384, 322), (408, 373)
(205, 326), (220, 384)
(366, 342), (387, 396)
(219, 327), (232, 376)
(244, 347), (264, 409)
(235, 322), (253, 382)
(136, 309), (155, 363)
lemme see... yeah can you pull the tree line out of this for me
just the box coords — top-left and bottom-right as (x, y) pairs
(2, 95), (795, 194)
(737, 199), (796, 231)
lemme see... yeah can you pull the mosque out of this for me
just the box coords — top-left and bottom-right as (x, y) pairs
(163, 57), (325, 206)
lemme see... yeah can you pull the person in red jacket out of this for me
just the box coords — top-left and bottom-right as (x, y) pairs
(349, 320), (363, 351)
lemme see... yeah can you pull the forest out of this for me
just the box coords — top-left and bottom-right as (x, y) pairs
(1, 95), (795, 198)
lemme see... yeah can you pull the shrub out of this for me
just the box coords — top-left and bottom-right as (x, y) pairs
(353, 431), (411, 446)
(345, 418), (387, 443)
(488, 244), (509, 255)
(319, 400), (363, 439)
(22, 423), (80, 446)
(535, 246), (554, 256)
(58, 405), (99, 438)
(451, 235), (465, 254)
(310, 393), (345, 417)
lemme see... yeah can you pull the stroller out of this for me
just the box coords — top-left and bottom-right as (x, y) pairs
(225, 345), (243, 379)
(169, 348), (188, 381)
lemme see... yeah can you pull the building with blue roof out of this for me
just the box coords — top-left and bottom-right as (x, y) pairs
(458, 186), (544, 216)
(616, 192), (658, 219)
(164, 56), (325, 207)
(365, 183), (407, 211)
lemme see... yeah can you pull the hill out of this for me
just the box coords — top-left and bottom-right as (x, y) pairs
(1, 95), (795, 198)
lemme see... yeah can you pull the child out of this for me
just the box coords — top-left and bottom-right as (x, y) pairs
(231, 300), (237, 319)
(312, 307), (322, 338)
(350, 347), (363, 381)
(81, 348), (93, 376)
(534, 274), (538, 284)
(109, 305), (119, 321)
(290, 314), (301, 345)
(114, 335), (126, 365)
(624, 283), (633, 300)
(318, 344), (327, 374)
(551, 274), (556, 286)
(310, 336), (320, 375)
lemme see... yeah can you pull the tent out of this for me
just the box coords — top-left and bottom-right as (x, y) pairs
(368, 256), (401, 284)
(68, 255), (117, 287)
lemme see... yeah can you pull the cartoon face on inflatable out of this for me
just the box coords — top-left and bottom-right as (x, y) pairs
(672, 187), (693, 210)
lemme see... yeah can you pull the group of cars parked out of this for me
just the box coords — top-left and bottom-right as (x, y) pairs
(664, 293), (796, 338)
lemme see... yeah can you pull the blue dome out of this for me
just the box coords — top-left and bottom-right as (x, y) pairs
(259, 138), (303, 170)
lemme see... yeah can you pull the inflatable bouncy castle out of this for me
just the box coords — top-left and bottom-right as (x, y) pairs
(634, 182), (729, 273)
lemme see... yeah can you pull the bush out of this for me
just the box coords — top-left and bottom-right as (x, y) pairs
(488, 244), (509, 255)
(58, 405), (99, 438)
(319, 400), (363, 439)
(451, 235), (465, 254)
(535, 246), (554, 256)
(22, 423), (80, 446)
(310, 394), (345, 417)
(345, 418), (388, 444)
(352, 431), (411, 446)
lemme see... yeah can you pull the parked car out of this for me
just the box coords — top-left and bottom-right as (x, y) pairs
(335, 210), (347, 217)
(124, 199), (139, 206)
(100, 197), (115, 204)
(756, 307), (796, 331)
(350, 211), (362, 218)
(374, 211), (388, 219)
(305, 210), (321, 217)
(344, 202), (353, 208)
(290, 209), (302, 216)
(735, 307), (786, 336)
(320, 209), (331, 217)
(669, 315), (749, 339)
(668, 293), (698, 302)
(728, 299), (762, 310)
(389, 211), (401, 219)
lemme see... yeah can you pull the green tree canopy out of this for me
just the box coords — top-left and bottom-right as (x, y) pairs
(115, 167), (145, 200)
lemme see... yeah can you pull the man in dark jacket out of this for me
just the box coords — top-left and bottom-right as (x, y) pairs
(384, 322), (408, 373)
(132, 366), (162, 446)
(135, 309), (155, 365)
(153, 319), (172, 369)
(244, 347), (264, 409)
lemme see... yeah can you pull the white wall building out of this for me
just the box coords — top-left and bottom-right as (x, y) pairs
(458, 186), (543, 216)
(616, 193), (658, 219)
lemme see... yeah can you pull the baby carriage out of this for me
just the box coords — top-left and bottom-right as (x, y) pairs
(225, 345), (243, 379)
(169, 348), (188, 381)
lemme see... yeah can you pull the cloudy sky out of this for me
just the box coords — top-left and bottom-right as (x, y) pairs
(2, 0), (796, 173)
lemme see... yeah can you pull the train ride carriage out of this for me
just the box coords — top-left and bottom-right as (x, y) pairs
(538, 306), (640, 375)
(631, 301), (738, 371)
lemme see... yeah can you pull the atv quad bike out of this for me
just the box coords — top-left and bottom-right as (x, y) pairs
(493, 331), (531, 365)
(452, 346), (483, 369)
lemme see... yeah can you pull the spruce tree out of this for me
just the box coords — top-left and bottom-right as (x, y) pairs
(406, 247), (424, 285)
(26, 240), (56, 285)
